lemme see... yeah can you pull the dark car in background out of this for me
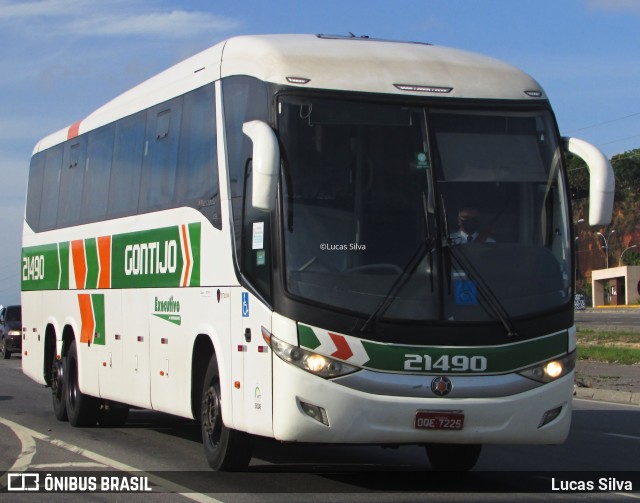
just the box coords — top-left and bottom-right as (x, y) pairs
(0, 305), (22, 359)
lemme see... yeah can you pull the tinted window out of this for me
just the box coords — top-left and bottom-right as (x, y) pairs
(5, 306), (21, 322)
(27, 84), (220, 231)
(139, 99), (182, 212)
(176, 84), (220, 228)
(108, 111), (146, 218)
(82, 124), (115, 222)
(39, 145), (63, 230)
(222, 76), (270, 260)
(57, 138), (87, 226)
(26, 153), (45, 231)
(222, 76), (269, 198)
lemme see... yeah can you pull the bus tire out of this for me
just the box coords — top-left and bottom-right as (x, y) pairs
(64, 340), (100, 427)
(51, 351), (67, 421)
(201, 356), (253, 471)
(425, 443), (482, 471)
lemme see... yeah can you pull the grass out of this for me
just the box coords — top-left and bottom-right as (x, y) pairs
(576, 328), (640, 365)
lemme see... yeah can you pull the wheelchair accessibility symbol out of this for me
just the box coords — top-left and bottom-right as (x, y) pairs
(242, 292), (250, 317)
(454, 280), (478, 305)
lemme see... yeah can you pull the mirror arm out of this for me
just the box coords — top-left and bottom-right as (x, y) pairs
(563, 136), (615, 226)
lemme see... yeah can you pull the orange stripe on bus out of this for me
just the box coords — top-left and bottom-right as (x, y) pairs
(181, 224), (191, 287)
(78, 294), (95, 344)
(71, 239), (87, 289)
(97, 235), (111, 288)
(67, 121), (81, 140)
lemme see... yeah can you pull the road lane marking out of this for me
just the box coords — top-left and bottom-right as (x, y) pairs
(0, 417), (37, 489)
(30, 462), (106, 468)
(605, 433), (640, 441)
(616, 492), (640, 500)
(0, 416), (223, 503)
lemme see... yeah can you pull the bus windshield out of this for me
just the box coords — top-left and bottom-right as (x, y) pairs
(278, 96), (571, 324)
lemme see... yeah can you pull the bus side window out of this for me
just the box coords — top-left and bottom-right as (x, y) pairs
(26, 152), (45, 232)
(39, 145), (63, 231)
(82, 124), (115, 223)
(175, 84), (221, 228)
(242, 161), (272, 301)
(139, 98), (182, 213)
(57, 138), (87, 227)
(107, 111), (146, 219)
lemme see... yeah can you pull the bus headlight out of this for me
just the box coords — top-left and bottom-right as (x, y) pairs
(262, 328), (359, 379)
(517, 351), (576, 383)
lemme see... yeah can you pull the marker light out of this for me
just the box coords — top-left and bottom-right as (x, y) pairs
(518, 351), (576, 383)
(524, 90), (543, 98)
(394, 84), (453, 93)
(286, 77), (311, 84)
(263, 329), (359, 379)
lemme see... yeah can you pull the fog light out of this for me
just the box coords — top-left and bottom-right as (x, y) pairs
(299, 400), (329, 426)
(539, 406), (562, 428)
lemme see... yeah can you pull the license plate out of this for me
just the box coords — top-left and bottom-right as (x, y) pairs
(415, 410), (464, 430)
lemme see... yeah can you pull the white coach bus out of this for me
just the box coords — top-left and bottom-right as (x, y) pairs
(22, 34), (614, 471)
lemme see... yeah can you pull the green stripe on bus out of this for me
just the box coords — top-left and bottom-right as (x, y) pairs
(85, 238), (99, 289)
(58, 242), (69, 290)
(360, 331), (568, 374)
(23, 222), (202, 291)
(188, 222), (201, 287)
(298, 324), (322, 350)
(21, 243), (62, 291)
(92, 294), (106, 346)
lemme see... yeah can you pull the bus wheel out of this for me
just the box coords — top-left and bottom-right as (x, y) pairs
(201, 357), (253, 471)
(51, 352), (67, 421)
(425, 443), (482, 471)
(64, 340), (100, 427)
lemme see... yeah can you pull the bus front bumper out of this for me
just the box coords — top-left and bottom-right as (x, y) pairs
(272, 356), (573, 445)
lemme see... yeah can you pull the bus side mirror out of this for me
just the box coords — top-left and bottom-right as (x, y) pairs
(563, 137), (615, 226)
(242, 120), (279, 211)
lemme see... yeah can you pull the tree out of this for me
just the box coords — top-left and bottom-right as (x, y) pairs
(566, 152), (589, 200)
(611, 148), (640, 201)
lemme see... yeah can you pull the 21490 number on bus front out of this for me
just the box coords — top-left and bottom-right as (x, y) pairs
(404, 354), (488, 372)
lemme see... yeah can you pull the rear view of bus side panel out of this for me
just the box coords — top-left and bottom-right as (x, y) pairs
(21, 291), (45, 385)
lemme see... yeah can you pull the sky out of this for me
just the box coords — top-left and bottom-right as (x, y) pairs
(1, 0), (639, 305)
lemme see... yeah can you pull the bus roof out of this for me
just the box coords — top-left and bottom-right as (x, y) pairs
(33, 34), (546, 154)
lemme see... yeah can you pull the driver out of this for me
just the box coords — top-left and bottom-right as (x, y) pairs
(450, 207), (494, 244)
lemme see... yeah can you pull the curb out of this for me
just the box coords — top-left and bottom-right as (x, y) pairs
(574, 386), (640, 406)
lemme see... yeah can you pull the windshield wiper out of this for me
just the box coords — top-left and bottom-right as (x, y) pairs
(359, 237), (434, 333)
(446, 242), (518, 337)
(359, 190), (434, 333)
